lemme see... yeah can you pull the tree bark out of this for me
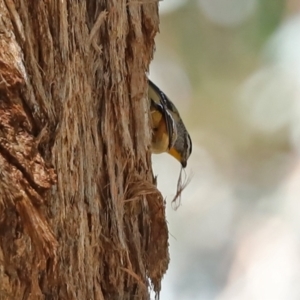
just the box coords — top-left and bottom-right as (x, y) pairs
(0, 1), (169, 299)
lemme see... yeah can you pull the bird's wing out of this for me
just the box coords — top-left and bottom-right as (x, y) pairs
(148, 79), (178, 149)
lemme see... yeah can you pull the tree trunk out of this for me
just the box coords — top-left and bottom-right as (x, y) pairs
(0, 1), (169, 299)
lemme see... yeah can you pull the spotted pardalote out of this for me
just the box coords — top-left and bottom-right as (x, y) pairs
(148, 79), (192, 168)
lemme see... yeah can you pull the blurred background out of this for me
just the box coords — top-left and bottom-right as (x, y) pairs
(149, 0), (300, 299)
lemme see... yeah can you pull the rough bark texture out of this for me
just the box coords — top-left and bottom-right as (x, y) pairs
(0, 1), (169, 299)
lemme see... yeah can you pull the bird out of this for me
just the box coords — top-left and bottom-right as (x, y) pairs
(148, 79), (192, 168)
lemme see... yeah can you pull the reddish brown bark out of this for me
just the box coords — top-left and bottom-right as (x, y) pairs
(0, 1), (169, 299)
